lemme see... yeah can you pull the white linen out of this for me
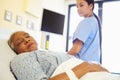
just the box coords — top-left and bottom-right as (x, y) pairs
(80, 72), (120, 80)
(51, 57), (120, 80)
(0, 39), (16, 80)
(51, 57), (83, 80)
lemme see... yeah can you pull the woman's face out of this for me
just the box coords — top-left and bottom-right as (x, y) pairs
(12, 32), (38, 54)
(76, 0), (93, 17)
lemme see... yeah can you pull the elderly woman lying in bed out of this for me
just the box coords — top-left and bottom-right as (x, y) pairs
(8, 31), (119, 80)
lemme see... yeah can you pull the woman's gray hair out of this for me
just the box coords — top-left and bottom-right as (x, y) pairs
(8, 31), (25, 54)
(8, 40), (15, 50)
(8, 32), (16, 52)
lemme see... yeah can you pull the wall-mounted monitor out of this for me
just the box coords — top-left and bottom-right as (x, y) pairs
(41, 8), (65, 35)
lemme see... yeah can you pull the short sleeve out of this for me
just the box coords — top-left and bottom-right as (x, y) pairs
(73, 18), (93, 43)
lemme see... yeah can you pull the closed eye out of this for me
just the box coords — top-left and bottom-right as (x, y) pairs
(15, 39), (24, 46)
(24, 33), (30, 38)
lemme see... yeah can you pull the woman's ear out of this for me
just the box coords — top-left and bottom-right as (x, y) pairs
(89, 4), (93, 10)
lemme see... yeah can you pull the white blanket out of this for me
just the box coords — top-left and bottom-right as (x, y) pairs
(51, 58), (120, 80)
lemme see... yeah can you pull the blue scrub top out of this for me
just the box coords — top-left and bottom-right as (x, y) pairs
(73, 15), (101, 63)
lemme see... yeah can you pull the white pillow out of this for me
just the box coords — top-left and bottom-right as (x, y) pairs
(0, 39), (16, 80)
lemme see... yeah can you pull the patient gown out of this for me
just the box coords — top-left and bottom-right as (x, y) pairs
(10, 50), (71, 80)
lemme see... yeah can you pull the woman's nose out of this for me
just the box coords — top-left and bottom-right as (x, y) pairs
(24, 38), (30, 44)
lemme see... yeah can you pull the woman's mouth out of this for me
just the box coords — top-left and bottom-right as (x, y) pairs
(27, 42), (34, 48)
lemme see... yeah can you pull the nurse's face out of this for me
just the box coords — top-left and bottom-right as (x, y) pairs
(76, 0), (93, 17)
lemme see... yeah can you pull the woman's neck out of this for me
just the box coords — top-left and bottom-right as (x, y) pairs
(84, 12), (93, 18)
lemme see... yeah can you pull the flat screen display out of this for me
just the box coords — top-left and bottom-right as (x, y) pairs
(41, 9), (65, 35)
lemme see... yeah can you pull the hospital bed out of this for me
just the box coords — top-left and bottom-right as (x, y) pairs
(0, 26), (120, 80)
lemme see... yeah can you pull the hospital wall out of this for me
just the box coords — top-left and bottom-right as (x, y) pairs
(0, 0), (72, 52)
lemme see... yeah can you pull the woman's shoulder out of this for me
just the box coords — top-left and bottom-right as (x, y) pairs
(10, 51), (36, 64)
(12, 50), (42, 58)
(82, 16), (97, 27)
(83, 15), (96, 22)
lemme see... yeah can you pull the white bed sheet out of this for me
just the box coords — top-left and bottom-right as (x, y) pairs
(51, 58), (120, 80)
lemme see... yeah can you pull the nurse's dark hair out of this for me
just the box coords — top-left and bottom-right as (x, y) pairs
(85, 0), (95, 10)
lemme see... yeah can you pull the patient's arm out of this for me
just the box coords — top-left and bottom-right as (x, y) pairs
(72, 62), (109, 79)
(49, 62), (109, 80)
(49, 72), (70, 80)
